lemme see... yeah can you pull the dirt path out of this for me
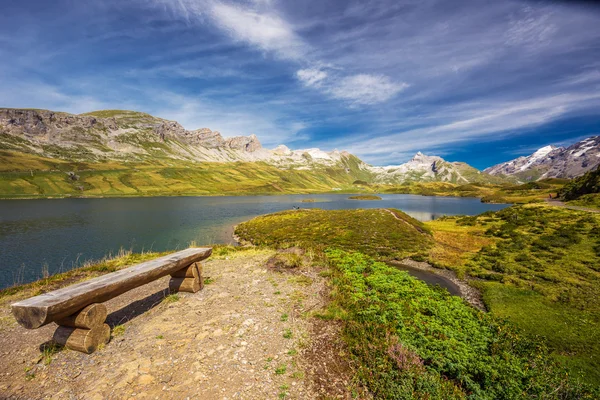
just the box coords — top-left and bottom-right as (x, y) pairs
(0, 249), (354, 399)
(545, 199), (600, 213)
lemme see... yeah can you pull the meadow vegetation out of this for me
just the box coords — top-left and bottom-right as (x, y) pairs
(427, 204), (600, 384)
(559, 166), (600, 209)
(234, 209), (432, 260)
(0, 148), (569, 200)
(236, 208), (598, 397)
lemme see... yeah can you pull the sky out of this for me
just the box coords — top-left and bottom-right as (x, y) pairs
(1, 0), (600, 169)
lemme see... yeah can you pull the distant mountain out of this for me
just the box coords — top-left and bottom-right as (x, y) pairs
(370, 152), (505, 184)
(485, 137), (600, 181)
(0, 108), (370, 172)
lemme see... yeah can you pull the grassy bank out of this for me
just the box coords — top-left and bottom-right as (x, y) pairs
(236, 208), (598, 397)
(379, 180), (566, 204)
(324, 250), (593, 398)
(427, 204), (600, 384)
(234, 208), (432, 259)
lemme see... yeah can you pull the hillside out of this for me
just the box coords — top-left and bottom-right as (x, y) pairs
(558, 165), (600, 209)
(0, 108), (513, 198)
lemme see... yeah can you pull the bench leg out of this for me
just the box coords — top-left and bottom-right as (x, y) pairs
(53, 303), (110, 354)
(169, 262), (204, 293)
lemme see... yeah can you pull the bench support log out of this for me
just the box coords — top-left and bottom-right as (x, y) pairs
(169, 262), (203, 293)
(52, 303), (110, 354)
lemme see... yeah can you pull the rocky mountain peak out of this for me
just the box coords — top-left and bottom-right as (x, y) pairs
(225, 134), (262, 152)
(485, 137), (599, 181)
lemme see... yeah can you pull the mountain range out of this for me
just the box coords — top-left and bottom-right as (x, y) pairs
(484, 137), (600, 181)
(1, 108), (599, 186)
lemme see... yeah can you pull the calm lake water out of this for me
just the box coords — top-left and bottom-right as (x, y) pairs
(0, 194), (508, 289)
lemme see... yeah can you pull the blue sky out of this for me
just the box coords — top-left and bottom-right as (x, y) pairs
(1, 0), (600, 168)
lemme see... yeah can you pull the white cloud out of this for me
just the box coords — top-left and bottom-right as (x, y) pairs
(296, 68), (327, 87)
(328, 74), (408, 105)
(505, 6), (557, 47)
(209, 1), (306, 60)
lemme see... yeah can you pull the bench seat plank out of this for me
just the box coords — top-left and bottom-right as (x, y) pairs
(11, 247), (212, 329)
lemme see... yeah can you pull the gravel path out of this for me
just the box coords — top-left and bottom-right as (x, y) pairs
(0, 250), (355, 399)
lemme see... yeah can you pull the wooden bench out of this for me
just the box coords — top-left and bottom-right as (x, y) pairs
(11, 247), (212, 354)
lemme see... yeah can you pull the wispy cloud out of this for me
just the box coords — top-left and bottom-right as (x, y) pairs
(210, 1), (307, 60)
(296, 68), (327, 87)
(148, 0), (404, 106)
(328, 74), (408, 105)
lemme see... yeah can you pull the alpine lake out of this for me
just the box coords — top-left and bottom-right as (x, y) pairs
(0, 194), (508, 289)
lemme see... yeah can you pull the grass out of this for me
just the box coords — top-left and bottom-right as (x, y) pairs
(348, 195), (382, 200)
(378, 180), (565, 204)
(426, 204), (600, 384)
(235, 208), (433, 260)
(275, 365), (287, 375)
(283, 328), (293, 339)
(0, 146), (568, 200)
(0, 148), (375, 198)
(238, 206), (600, 395)
(163, 293), (180, 303)
(112, 325), (126, 337)
(0, 249), (170, 302)
(567, 193), (600, 209)
(323, 249), (596, 399)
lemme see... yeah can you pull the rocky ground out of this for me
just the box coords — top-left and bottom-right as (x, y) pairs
(0, 249), (356, 399)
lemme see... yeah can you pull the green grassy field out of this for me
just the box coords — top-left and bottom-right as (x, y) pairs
(0, 150), (375, 198)
(235, 208), (432, 259)
(235, 208), (598, 398)
(0, 147), (569, 200)
(427, 204), (600, 384)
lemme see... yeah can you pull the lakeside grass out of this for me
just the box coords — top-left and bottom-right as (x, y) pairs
(426, 204), (600, 384)
(348, 195), (382, 200)
(236, 209), (598, 397)
(235, 208), (432, 260)
(0, 244), (257, 304)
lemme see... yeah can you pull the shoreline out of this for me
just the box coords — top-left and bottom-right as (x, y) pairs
(0, 191), (508, 205)
(392, 259), (487, 311)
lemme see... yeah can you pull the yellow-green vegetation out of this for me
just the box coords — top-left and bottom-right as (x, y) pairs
(348, 195), (382, 200)
(0, 145), (569, 200)
(111, 324), (126, 337)
(568, 193), (600, 209)
(235, 209), (432, 260)
(379, 180), (565, 204)
(0, 151), (373, 198)
(559, 166), (600, 209)
(427, 204), (600, 384)
(0, 243), (240, 302)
